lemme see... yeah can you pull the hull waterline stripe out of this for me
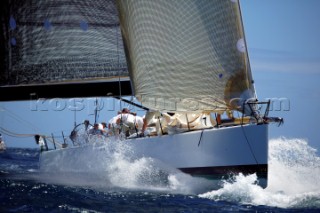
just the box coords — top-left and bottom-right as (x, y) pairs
(179, 164), (268, 178)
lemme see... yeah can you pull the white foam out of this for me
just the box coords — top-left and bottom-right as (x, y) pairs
(99, 140), (214, 194)
(199, 137), (320, 208)
(36, 136), (320, 208)
(36, 137), (215, 194)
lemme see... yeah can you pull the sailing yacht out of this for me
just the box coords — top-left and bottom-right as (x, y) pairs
(0, 0), (282, 188)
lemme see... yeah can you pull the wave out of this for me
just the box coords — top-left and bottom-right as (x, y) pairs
(199, 137), (320, 208)
(30, 136), (320, 208)
(0, 147), (39, 174)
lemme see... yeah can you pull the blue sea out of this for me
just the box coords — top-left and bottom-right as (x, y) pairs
(1, 138), (320, 212)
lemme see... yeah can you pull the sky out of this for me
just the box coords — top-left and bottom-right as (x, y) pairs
(1, 0), (320, 152)
(240, 0), (320, 152)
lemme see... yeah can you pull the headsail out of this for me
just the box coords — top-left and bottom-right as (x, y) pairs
(118, 0), (256, 113)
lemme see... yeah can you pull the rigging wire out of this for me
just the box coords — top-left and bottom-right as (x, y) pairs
(240, 125), (259, 164)
(94, 98), (99, 124)
(73, 99), (77, 128)
(0, 106), (41, 132)
(116, 26), (122, 111)
(236, 111), (259, 165)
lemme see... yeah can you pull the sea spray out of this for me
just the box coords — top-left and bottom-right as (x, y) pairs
(3, 144), (320, 213)
(8, 137), (320, 209)
(104, 146), (170, 190)
(268, 137), (320, 194)
(38, 136), (320, 208)
(37, 137), (214, 194)
(198, 138), (320, 208)
(90, 139), (214, 194)
(37, 137), (173, 189)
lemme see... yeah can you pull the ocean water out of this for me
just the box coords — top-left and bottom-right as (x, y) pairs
(1, 138), (320, 212)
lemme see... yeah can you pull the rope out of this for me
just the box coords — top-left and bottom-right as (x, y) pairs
(236, 110), (259, 164)
(0, 127), (66, 148)
(0, 127), (38, 138)
(240, 124), (259, 165)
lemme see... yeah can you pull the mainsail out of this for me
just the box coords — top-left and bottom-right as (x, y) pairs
(118, 0), (256, 112)
(0, 0), (131, 100)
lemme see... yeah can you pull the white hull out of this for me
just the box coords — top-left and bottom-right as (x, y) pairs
(39, 124), (269, 188)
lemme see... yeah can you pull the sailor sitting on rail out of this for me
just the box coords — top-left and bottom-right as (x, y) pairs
(98, 122), (107, 133)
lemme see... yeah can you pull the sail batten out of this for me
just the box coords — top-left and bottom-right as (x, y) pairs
(118, 0), (255, 112)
